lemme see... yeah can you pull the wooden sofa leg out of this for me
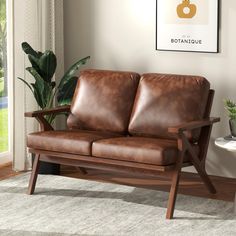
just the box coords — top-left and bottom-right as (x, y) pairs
(194, 162), (216, 194)
(166, 144), (185, 220)
(182, 135), (217, 194)
(27, 154), (40, 195)
(166, 168), (181, 219)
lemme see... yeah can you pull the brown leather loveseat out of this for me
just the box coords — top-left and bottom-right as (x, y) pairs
(26, 69), (220, 219)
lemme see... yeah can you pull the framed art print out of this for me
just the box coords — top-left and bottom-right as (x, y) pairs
(156, 0), (219, 53)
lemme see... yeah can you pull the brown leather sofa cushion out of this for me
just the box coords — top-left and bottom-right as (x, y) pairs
(67, 69), (140, 134)
(27, 130), (120, 156)
(128, 74), (210, 141)
(92, 137), (197, 166)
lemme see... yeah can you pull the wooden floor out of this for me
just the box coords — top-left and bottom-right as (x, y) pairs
(1, 163), (236, 202)
(0, 163), (20, 180)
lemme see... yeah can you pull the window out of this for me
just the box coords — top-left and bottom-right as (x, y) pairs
(0, 0), (8, 156)
(0, 0), (12, 164)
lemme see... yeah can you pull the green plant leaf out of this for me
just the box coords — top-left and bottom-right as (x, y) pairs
(21, 42), (41, 58)
(38, 50), (57, 82)
(37, 51), (43, 57)
(224, 99), (236, 120)
(28, 54), (41, 76)
(58, 56), (90, 90)
(17, 77), (34, 94)
(17, 76), (46, 109)
(26, 67), (46, 105)
(31, 83), (44, 109)
(28, 51), (57, 83)
(44, 82), (54, 108)
(26, 67), (44, 88)
(57, 76), (78, 106)
(19, 42), (89, 123)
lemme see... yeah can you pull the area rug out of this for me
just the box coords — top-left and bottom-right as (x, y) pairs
(0, 173), (235, 236)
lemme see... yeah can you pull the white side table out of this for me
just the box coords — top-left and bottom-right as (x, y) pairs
(215, 137), (236, 213)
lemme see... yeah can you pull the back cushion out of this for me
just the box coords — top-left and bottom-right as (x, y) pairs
(128, 73), (210, 141)
(67, 69), (140, 134)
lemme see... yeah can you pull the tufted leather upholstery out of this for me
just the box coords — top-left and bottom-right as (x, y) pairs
(128, 73), (210, 141)
(67, 69), (140, 134)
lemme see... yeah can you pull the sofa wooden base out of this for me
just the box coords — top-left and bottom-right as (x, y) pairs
(28, 146), (217, 220)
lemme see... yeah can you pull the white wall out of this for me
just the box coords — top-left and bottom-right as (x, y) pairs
(64, 0), (236, 178)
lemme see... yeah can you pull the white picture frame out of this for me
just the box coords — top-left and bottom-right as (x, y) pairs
(156, 0), (219, 53)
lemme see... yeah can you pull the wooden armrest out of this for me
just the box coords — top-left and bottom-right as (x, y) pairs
(25, 105), (71, 118)
(168, 117), (220, 134)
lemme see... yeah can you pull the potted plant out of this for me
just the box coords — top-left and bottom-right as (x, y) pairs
(18, 42), (90, 174)
(224, 99), (236, 138)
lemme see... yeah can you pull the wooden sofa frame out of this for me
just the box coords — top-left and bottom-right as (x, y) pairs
(25, 89), (220, 219)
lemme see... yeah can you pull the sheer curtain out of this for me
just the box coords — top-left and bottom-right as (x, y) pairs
(13, 0), (64, 171)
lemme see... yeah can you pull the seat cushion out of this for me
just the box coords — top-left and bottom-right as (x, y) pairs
(92, 137), (198, 166)
(67, 69), (140, 134)
(27, 130), (120, 156)
(128, 73), (210, 141)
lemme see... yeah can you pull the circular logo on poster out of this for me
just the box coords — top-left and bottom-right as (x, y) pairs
(177, 0), (197, 19)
